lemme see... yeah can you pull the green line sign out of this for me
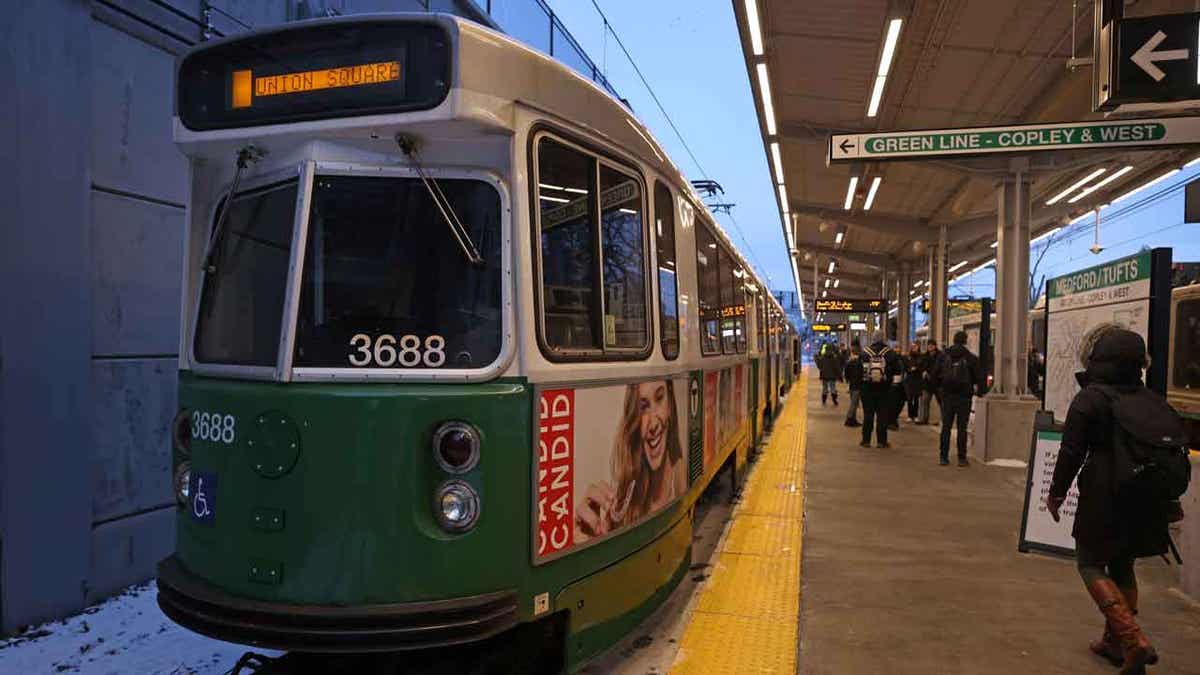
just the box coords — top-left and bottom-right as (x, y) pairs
(829, 116), (1200, 162)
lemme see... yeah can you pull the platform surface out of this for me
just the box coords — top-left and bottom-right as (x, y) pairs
(797, 370), (1200, 674)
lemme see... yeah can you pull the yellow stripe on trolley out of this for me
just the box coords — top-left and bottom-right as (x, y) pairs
(672, 373), (808, 674)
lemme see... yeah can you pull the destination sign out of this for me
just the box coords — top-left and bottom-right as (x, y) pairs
(811, 323), (848, 332)
(813, 298), (886, 313)
(829, 116), (1200, 162)
(231, 61), (401, 109)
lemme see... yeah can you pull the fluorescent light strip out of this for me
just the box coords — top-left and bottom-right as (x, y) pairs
(971, 259), (996, 275)
(844, 176), (858, 210)
(1045, 167), (1106, 205)
(828, 260), (836, 274)
(834, 279), (840, 288)
(913, 280), (924, 288)
(867, 19), (903, 117)
(778, 183), (789, 210)
(756, 63), (777, 136)
(834, 230), (844, 245)
(538, 182), (564, 191)
(564, 187), (588, 195)
(989, 241), (998, 248)
(744, 0), (764, 55)
(1068, 165), (1134, 204)
(770, 142), (784, 183)
(1186, 156), (1200, 168)
(539, 195), (570, 203)
(1030, 226), (1062, 245)
(948, 260), (968, 273)
(824, 278), (831, 288)
(864, 176), (882, 210)
(1112, 169), (1180, 205)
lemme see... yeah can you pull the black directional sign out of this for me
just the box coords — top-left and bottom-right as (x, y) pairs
(813, 298), (886, 313)
(1099, 12), (1200, 110)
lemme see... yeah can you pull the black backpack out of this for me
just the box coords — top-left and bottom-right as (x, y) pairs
(941, 351), (972, 395)
(1096, 385), (1191, 504)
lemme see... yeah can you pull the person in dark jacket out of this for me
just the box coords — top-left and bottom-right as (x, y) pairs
(930, 331), (983, 466)
(843, 341), (863, 427)
(1027, 344), (1045, 397)
(859, 332), (904, 448)
(917, 340), (941, 424)
(886, 343), (907, 431)
(904, 343), (924, 421)
(1046, 325), (1166, 673)
(816, 342), (840, 406)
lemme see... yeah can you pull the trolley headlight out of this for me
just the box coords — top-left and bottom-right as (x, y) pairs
(172, 409), (192, 454)
(434, 480), (480, 532)
(432, 421), (480, 473)
(173, 461), (192, 506)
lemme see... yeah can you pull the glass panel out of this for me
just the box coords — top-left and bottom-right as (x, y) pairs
(292, 175), (503, 369)
(735, 267), (747, 353)
(721, 248), (737, 354)
(489, 0), (552, 54)
(194, 179), (298, 366)
(655, 182), (679, 360)
(539, 138), (598, 351)
(599, 164), (647, 349)
(696, 223), (721, 355)
(552, 22), (594, 81)
(1173, 298), (1200, 389)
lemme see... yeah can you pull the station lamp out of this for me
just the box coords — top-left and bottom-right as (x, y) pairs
(863, 176), (883, 210)
(1069, 166), (1133, 203)
(1045, 167), (1106, 205)
(866, 2), (908, 118)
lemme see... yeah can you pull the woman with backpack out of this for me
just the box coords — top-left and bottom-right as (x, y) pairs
(1046, 324), (1189, 673)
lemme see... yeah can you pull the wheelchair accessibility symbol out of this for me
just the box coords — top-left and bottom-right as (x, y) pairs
(189, 471), (218, 525)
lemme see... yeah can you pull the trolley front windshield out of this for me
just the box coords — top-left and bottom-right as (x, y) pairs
(192, 174), (504, 374)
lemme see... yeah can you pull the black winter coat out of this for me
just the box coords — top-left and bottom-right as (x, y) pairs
(921, 349), (941, 393)
(1050, 372), (1171, 562)
(930, 344), (982, 397)
(843, 353), (864, 391)
(816, 350), (841, 380)
(903, 352), (925, 398)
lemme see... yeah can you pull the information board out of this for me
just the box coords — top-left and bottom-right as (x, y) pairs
(1044, 252), (1153, 420)
(1018, 429), (1079, 557)
(813, 298), (886, 313)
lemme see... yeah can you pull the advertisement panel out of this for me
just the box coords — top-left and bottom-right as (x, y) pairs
(1018, 430), (1079, 556)
(535, 378), (688, 562)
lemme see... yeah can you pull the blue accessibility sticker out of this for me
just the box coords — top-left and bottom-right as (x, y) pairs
(189, 471), (218, 525)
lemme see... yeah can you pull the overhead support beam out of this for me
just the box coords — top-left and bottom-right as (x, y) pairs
(797, 245), (892, 270)
(791, 201), (931, 241)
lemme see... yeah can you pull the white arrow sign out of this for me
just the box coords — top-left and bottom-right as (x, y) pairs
(1131, 30), (1190, 82)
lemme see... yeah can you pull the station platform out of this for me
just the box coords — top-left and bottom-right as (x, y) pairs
(795, 370), (1200, 674)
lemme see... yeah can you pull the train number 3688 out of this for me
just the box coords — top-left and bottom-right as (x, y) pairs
(192, 411), (236, 444)
(349, 334), (446, 368)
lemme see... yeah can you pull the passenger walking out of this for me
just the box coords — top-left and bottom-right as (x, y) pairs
(917, 340), (941, 425)
(904, 343), (924, 422)
(843, 341), (863, 427)
(859, 332), (903, 448)
(816, 342), (840, 406)
(930, 331), (982, 466)
(1046, 325), (1189, 674)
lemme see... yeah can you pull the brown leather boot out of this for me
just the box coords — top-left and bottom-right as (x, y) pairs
(1086, 578), (1158, 674)
(1089, 622), (1122, 667)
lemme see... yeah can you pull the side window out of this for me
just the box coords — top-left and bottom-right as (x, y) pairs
(734, 265), (747, 353)
(1173, 298), (1200, 389)
(538, 138), (597, 351)
(696, 223), (721, 355)
(600, 164), (647, 349)
(655, 182), (679, 360)
(721, 247), (739, 354)
(756, 293), (766, 352)
(535, 135), (649, 358)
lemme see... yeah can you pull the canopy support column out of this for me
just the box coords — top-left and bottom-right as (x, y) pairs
(929, 225), (948, 346)
(898, 263), (912, 351)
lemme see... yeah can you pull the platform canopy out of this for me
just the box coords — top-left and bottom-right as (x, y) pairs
(734, 0), (1200, 309)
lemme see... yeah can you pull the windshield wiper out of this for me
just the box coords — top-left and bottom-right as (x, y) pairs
(201, 145), (265, 274)
(396, 134), (485, 267)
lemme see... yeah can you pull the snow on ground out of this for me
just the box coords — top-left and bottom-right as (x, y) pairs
(0, 581), (272, 675)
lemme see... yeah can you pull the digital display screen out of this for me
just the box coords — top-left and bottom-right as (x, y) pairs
(231, 61), (402, 108)
(811, 323), (847, 332)
(178, 22), (449, 130)
(813, 298), (886, 313)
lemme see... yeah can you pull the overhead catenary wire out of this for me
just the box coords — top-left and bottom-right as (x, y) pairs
(585, 0), (710, 182)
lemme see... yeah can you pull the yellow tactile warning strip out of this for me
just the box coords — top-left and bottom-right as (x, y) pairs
(671, 374), (808, 674)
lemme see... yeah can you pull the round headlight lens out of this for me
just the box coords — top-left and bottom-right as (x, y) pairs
(174, 461), (192, 506)
(432, 421), (480, 473)
(172, 409), (192, 454)
(434, 480), (480, 532)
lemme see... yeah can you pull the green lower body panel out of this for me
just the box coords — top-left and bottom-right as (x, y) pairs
(557, 512), (693, 670)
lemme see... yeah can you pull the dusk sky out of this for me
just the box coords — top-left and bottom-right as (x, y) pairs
(543, 0), (793, 294)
